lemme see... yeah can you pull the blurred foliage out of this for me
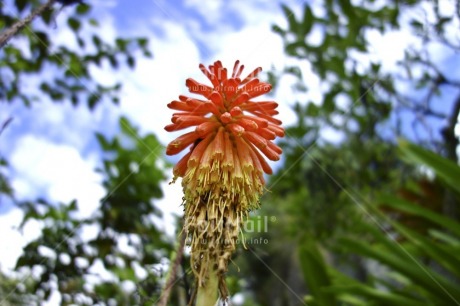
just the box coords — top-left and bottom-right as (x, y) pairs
(299, 142), (460, 305)
(0, 0), (152, 109)
(272, 0), (460, 152)
(14, 117), (175, 305)
(234, 0), (460, 305)
(0, 1), (195, 305)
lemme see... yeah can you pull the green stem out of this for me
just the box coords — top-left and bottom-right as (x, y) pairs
(196, 269), (219, 306)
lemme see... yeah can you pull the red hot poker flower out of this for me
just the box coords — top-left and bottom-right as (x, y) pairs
(165, 60), (284, 300)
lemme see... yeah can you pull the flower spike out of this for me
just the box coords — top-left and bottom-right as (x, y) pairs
(165, 60), (284, 303)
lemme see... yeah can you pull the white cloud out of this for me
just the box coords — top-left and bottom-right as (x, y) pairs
(10, 135), (104, 218)
(183, 0), (224, 24)
(156, 178), (184, 237)
(116, 20), (201, 145)
(0, 208), (42, 271)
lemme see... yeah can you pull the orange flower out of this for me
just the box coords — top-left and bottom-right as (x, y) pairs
(165, 60), (284, 300)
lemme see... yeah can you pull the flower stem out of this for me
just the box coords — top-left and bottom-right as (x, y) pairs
(196, 269), (219, 306)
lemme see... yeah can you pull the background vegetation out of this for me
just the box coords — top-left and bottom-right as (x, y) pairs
(1, 0), (459, 305)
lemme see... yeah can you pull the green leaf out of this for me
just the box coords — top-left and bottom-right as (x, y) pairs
(96, 133), (111, 151)
(298, 238), (336, 305)
(306, 103), (320, 117)
(338, 0), (356, 19)
(113, 267), (136, 281)
(76, 3), (90, 15)
(89, 18), (99, 27)
(380, 195), (460, 239)
(127, 56), (135, 68)
(398, 140), (460, 194)
(88, 94), (100, 109)
(324, 284), (426, 306)
(300, 5), (314, 37)
(68, 18), (81, 32)
(429, 230), (460, 247)
(285, 41), (306, 57)
(271, 24), (286, 37)
(340, 237), (460, 303)
(14, 0), (27, 13)
(383, 215), (460, 278)
(281, 4), (298, 35)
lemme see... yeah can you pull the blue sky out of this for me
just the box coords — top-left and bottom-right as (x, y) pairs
(1, 0), (459, 304)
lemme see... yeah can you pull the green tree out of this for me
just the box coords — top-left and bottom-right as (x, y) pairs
(236, 0), (460, 305)
(14, 118), (178, 305)
(0, 1), (185, 305)
(0, 0), (151, 108)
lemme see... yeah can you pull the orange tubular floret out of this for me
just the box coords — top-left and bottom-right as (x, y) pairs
(165, 122), (203, 132)
(267, 141), (283, 155)
(168, 101), (195, 112)
(256, 128), (276, 140)
(244, 131), (268, 150)
(241, 115), (268, 128)
(252, 112), (282, 125)
(209, 73), (221, 88)
(259, 144), (280, 161)
(245, 143), (262, 172)
(200, 64), (219, 87)
(267, 124), (285, 137)
(184, 99), (220, 116)
(227, 124), (245, 137)
(171, 114), (180, 123)
(220, 112), (232, 124)
(237, 118), (258, 131)
(242, 101), (278, 111)
(248, 142), (273, 174)
(196, 121), (221, 137)
(247, 83), (272, 98)
(186, 78), (213, 97)
(232, 60), (241, 78)
(178, 95), (190, 102)
(187, 134), (213, 168)
(241, 78), (259, 92)
(166, 131), (201, 155)
(211, 128), (225, 158)
(172, 112), (210, 121)
(199, 137), (216, 169)
(230, 107), (242, 117)
(210, 91), (225, 109)
(173, 151), (192, 177)
(235, 137), (253, 170)
(224, 79), (238, 100)
(231, 92), (250, 108)
(232, 145), (243, 180)
(249, 109), (279, 116)
(241, 67), (262, 84)
(246, 143), (266, 178)
(176, 116), (210, 126)
(222, 132), (234, 168)
(220, 67), (228, 84)
(234, 64), (244, 80)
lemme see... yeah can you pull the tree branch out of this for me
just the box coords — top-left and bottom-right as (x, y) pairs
(0, 0), (56, 49)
